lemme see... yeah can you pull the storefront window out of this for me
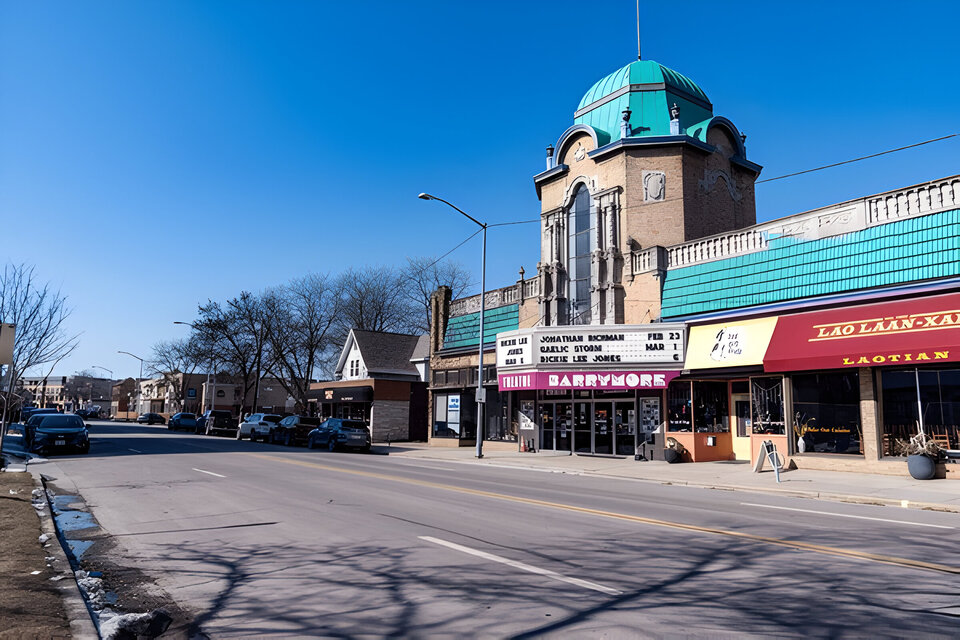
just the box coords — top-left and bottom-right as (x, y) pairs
(485, 390), (516, 442)
(692, 381), (729, 432)
(433, 394), (461, 438)
(667, 381), (692, 432)
(882, 368), (960, 454)
(792, 371), (861, 454)
(751, 376), (785, 435)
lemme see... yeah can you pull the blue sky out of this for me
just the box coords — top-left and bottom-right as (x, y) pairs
(1, 0), (958, 379)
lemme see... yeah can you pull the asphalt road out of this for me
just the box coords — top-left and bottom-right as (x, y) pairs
(38, 421), (960, 638)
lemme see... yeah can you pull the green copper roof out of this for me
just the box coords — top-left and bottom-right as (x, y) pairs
(661, 208), (960, 318)
(443, 305), (519, 350)
(574, 60), (713, 144)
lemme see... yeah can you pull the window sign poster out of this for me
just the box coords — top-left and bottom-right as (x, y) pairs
(519, 400), (536, 430)
(447, 396), (460, 411)
(640, 398), (661, 432)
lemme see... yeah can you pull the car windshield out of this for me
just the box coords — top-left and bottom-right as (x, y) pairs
(180, 414), (196, 419)
(38, 415), (84, 428)
(263, 415), (282, 423)
(342, 421), (367, 430)
(300, 417), (324, 426)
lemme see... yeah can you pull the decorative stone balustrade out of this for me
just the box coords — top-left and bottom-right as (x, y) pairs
(629, 174), (960, 274)
(449, 277), (541, 317)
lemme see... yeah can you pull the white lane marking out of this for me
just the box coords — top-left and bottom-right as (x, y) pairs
(192, 468), (226, 478)
(741, 502), (954, 529)
(419, 536), (622, 595)
(128, 448), (142, 453)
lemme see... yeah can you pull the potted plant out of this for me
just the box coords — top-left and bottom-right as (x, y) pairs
(895, 427), (943, 480)
(793, 412), (815, 453)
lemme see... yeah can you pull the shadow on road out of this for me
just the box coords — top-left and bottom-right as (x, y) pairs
(148, 532), (960, 638)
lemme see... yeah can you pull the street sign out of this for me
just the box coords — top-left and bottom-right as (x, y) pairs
(0, 323), (14, 366)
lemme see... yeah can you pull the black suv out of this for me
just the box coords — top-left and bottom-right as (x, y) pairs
(24, 414), (90, 455)
(200, 410), (236, 436)
(271, 415), (325, 446)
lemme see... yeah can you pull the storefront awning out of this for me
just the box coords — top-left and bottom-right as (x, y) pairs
(684, 317), (778, 370)
(764, 292), (960, 372)
(309, 386), (373, 403)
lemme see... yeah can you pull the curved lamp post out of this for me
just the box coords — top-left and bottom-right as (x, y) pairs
(117, 351), (144, 415)
(418, 192), (487, 459)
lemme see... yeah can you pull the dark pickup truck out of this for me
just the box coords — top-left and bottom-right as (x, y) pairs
(271, 415), (325, 447)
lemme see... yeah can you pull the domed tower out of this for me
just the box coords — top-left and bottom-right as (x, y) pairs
(534, 59), (762, 326)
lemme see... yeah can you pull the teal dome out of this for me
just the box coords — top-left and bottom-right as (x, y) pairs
(574, 60), (713, 145)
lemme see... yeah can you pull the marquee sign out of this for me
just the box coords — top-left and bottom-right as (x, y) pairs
(498, 370), (678, 391)
(496, 324), (686, 371)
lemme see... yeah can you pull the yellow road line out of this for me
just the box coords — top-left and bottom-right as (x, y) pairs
(246, 452), (960, 575)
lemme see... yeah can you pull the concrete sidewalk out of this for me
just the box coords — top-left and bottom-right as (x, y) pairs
(380, 443), (960, 513)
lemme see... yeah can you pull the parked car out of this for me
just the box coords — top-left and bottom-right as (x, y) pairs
(271, 415), (325, 447)
(239, 413), (282, 441)
(168, 412), (198, 431)
(200, 410), (236, 436)
(307, 419), (371, 453)
(137, 412), (166, 425)
(24, 413), (90, 455)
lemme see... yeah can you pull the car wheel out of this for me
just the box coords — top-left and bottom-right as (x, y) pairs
(361, 445), (371, 454)
(283, 431), (292, 447)
(327, 438), (337, 452)
(307, 435), (316, 449)
(79, 443), (90, 455)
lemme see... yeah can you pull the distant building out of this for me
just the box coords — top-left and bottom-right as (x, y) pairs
(21, 375), (114, 413)
(309, 329), (429, 442)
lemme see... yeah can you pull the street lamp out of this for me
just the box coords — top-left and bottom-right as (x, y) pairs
(418, 192), (488, 459)
(174, 321), (214, 414)
(92, 365), (114, 378)
(117, 351), (144, 416)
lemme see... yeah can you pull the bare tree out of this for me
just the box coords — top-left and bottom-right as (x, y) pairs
(148, 338), (204, 413)
(333, 266), (417, 344)
(0, 263), (79, 452)
(401, 256), (472, 333)
(265, 274), (338, 412)
(194, 292), (268, 416)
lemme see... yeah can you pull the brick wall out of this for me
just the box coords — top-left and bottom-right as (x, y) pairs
(371, 400), (411, 442)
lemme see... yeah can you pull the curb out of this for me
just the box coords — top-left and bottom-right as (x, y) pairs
(30, 472), (100, 640)
(392, 453), (960, 514)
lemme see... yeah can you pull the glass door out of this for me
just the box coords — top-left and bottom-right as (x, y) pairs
(574, 402), (591, 453)
(556, 403), (572, 452)
(731, 393), (752, 461)
(594, 402), (613, 454)
(614, 402), (636, 455)
(540, 404), (555, 450)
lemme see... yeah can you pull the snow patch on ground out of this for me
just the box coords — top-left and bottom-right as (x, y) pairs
(74, 569), (172, 638)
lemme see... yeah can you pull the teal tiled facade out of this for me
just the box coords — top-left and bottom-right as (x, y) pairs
(443, 304), (519, 350)
(661, 208), (960, 318)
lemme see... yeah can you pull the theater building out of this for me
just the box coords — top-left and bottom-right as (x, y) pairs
(429, 55), (960, 475)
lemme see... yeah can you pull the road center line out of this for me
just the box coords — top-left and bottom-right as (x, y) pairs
(246, 452), (960, 575)
(128, 448), (142, 453)
(192, 468), (226, 478)
(740, 502), (954, 529)
(420, 536), (622, 595)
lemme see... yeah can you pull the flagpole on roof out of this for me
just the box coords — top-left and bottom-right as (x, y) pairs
(636, 0), (641, 60)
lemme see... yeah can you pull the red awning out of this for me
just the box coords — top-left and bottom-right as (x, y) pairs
(764, 292), (960, 372)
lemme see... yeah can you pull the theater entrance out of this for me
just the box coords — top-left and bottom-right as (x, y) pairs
(538, 391), (638, 455)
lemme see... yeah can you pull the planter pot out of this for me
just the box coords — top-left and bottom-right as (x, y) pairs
(907, 454), (937, 480)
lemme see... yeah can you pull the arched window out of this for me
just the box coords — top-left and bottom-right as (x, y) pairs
(567, 185), (594, 324)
